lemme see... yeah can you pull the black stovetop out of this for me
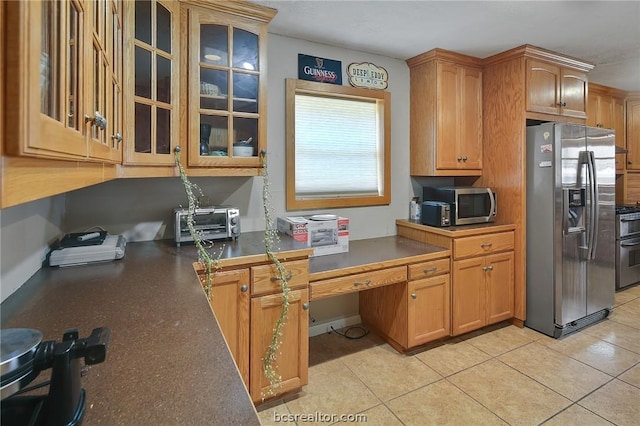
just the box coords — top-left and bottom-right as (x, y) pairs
(616, 205), (640, 215)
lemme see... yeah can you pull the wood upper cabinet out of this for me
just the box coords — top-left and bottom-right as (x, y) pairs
(588, 83), (627, 172)
(123, 0), (180, 165)
(4, 0), (122, 162)
(627, 100), (640, 171)
(526, 59), (589, 119)
(407, 49), (483, 176)
(184, 2), (275, 172)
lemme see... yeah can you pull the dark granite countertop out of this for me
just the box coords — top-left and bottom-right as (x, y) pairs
(1, 238), (265, 425)
(0, 231), (448, 423)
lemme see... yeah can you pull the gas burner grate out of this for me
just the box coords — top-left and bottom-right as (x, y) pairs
(616, 205), (640, 215)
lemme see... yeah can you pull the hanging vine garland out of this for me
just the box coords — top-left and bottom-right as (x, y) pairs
(174, 146), (217, 297)
(260, 149), (290, 399)
(173, 147), (290, 398)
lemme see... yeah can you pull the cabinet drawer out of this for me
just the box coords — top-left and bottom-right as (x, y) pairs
(407, 258), (450, 281)
(310, 266), (407, 300)
(453, 231), (514, 260)
(251, 259), (309, 296)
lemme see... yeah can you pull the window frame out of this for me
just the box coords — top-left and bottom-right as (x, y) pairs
(285, 78), (391, 210)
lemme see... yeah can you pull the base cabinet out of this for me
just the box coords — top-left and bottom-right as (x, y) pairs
(197, 256), (309, 405)
(207, 269), (250, 385)
(407, 274), (451, 346)
(452, 251), (515, 336)
(250, 289), (309, 402)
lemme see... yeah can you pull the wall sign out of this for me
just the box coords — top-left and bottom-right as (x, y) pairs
(347, 62), (388, 90)
(298, 54), (342, 85)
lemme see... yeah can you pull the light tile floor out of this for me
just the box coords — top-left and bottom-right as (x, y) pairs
(257, 284), (640, 425)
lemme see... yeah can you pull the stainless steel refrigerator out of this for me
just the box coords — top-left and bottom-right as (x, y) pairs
(526, 123), (615, 338)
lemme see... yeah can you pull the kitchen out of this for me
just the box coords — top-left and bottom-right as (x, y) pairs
(2, 1), (640, 425)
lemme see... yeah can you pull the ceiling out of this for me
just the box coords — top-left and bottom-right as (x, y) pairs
(249, 0), (640, 92)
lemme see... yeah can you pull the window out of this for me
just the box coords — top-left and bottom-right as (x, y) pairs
(285, 79), (391, 210)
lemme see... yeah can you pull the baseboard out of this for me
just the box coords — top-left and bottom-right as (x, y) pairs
(309, 315), (362, 337)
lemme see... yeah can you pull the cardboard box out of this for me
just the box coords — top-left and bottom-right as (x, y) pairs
(277, 215), (349, 256)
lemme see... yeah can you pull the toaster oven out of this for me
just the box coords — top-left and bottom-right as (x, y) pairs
(174, 206), (240, 247)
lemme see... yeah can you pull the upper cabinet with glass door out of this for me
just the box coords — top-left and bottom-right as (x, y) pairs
(123, 0), (180, 166)
(4, 0), (122, 162)
(185, 2), (276, 172)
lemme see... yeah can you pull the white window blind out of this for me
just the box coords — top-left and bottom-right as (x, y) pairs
(294, 93), (383, 198)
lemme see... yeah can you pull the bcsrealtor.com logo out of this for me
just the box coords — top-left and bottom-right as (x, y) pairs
(273, 411), (367, 423)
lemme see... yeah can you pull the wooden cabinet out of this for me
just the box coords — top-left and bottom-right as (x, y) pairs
(4, 0), (122, 162)
(122, 0), (180, 166)
(196, 255), (309, 404)
(588, 83), (627, 172)
(205, 268), (250, 385)
(526, 59), (589, 119)
(250, 288), (309, 402)
(627, 100), (640, 171)
(184, 2), (275, 173)
(359, 256), (450, 351)
(451, 232), (515, 335)
(407, 49), (483, 176)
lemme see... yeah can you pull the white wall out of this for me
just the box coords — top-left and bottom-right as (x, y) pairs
(0, 196), (65, 302)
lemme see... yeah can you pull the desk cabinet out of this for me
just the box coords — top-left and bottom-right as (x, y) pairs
(359, 256), (450, 350)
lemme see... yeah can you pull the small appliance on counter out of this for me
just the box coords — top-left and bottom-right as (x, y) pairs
(1, 327), (110, 425)
(173, 206), (240, 247)
(48, 232), (126, 267)
(423, 186), (496, 226)
(421, 201), (451, 227)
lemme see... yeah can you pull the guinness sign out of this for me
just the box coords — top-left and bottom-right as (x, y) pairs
(298, 54), (342, 85)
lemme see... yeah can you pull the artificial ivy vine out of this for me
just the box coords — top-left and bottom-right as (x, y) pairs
(173, 147), (290, 399)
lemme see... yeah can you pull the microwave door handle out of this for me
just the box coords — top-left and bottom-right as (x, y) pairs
(489, 189), (496, 217)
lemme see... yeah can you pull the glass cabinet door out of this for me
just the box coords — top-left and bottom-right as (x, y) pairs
(189, 7), (266, 168)
(25, 0), (88, 157)
(124, 0), (179, 165)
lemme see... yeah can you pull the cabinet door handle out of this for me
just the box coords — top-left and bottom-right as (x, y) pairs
(85, 111), (107, 130)
(483, 265), (494, 272)
(462, 156), (468, 162)
(271, 273), (293, 282)
(457, 156), (463, 162)
(423, 266), (438, 273)
(354, 279), (372, 287)
(480, 243), (493, 248)
(302, 303), (310, 310)
(557, 101), (567, 107)
(240, 285), (248, 293)
(411, 293), (417, 299)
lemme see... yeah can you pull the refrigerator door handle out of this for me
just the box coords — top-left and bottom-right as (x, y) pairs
(587, 151), (598, 261)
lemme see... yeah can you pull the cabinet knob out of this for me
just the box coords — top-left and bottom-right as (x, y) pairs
(411, 293), (417, 299)
(302, 302), (310, 310)
(462, 156), (468, 162)
(85, 111), (107, 130)
(240, 285), (248, 292)
(557, 101), (567, 107)
(480, 243), (493, 249)
(482, 265), (494, 272)
(111, 133), (122, 148)
(629, 160), (633, 165)
(457, 156), (462, 162)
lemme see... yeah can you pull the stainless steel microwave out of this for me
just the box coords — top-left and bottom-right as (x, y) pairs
(423, 186), (497, 225)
